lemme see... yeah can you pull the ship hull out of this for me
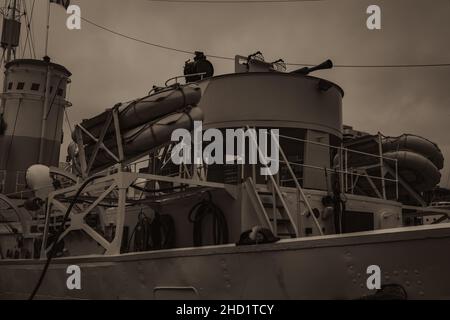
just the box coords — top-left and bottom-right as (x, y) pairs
(1, 223), (450, 300)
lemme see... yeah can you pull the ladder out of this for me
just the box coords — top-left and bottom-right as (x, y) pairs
(244, 177), (298, 238)
(244, 126), (324, 236)
(258, 182), (297, 239)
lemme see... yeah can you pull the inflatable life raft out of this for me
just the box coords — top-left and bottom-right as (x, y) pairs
(382, 134), (444, 170)
(76, 84), (201, 141)
(73, 84), (203, 170)
(344, 134), (443, 193)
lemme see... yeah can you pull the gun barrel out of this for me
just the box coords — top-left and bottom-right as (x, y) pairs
(291, 59), (333, 75)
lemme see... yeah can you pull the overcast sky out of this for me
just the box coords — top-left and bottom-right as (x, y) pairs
(7, 0), (450, 187)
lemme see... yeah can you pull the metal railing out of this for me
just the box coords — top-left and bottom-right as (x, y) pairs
(96, 129), (399, 202)
(274, 133), (399, 201)
(0, 170), (5, 193)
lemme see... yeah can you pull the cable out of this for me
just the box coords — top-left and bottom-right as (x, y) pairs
(21, 0), (37, 59)
(293, 63), (450, 68)
(5, 99), (22, 170)
(29, 0), (38, 58)
(130, 183), (187, 193)
(127, 210), (175, 252)
(131, 210), (152, 251)
(45, 77), (64, 120)
(144, 0), (325, 3)
(21, 0), (29, 59)
(64, 84), (73, 132)
(80, 16), (199, 57)
(188, 193), (228, 246)
(80, 15), (450, 68)
(28, 174), (105, 300)
(64, 107), (73, 133)
(57, 197), (131, 208)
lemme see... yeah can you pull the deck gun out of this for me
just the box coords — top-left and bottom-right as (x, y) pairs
(291, 59), (333, 75)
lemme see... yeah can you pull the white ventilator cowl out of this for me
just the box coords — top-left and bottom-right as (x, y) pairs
(26, 164), (54, 200)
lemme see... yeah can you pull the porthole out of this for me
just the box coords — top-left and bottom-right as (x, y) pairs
(31, 83), (40, 91)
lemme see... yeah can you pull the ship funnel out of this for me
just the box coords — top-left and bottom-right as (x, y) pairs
(291, 59), (333, 75)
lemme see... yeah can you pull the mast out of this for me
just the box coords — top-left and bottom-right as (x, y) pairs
(39, 1), (53, 163)
(39, 60), (52, 164)
(1, 0), (20, 117)
(5, 0), (18, 64)
(44, 0), (51, 57)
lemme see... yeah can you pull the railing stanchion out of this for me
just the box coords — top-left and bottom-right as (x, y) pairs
(395, 159), (399, 201)
(269, 131), (323, 236)
(378, 132), (387, 200)
(345, 148), (348, 192)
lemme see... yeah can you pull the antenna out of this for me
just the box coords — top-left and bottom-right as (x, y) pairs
(45, 0), (51, 57)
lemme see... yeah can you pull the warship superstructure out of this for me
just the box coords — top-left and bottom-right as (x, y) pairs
(0, 1), (450, 300)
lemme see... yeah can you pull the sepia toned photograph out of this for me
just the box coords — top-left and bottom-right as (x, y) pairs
(0, 0), (449, 304)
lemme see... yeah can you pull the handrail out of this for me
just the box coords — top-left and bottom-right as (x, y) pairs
(245, 126), (301, 237)
(165, 73), (207, 87)
(274, 159), (399, 184)
(87, 128), (399, 201)
(0, 194), (27, 234)
(244, 177), (274, 233)
(275, 134), (399, 200)
(271, 132), (324, 236)
(278, 134), (398, 162)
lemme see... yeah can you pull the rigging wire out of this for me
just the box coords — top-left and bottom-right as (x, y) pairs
(143, 0), (326, 3)
(21, 0), (30, 58)
(22, 0), (37, 59)
(26, 0), (37, 58)
(14, 0), (23, 59)
(45, 77), (64, 119)
(64, 86), (73, 133)
(80, 16), (203, 57)
(80, 16), (450, 68)
(4, 99), (22, 170)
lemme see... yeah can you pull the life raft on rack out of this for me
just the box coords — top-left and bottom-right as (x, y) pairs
(343, 134), (443, 193)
